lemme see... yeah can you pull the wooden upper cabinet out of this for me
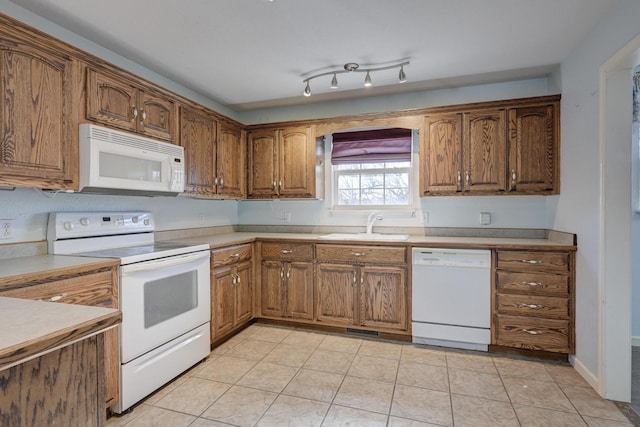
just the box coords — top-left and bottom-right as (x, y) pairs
(248, 126), (317, 199)
(279, 126), (314, 197)
(463, 109), (506, 193)
(248, 129), (278, 197)
(421, 113), (463, 194)
(0, 35), (77, 189)
(508, 104), (558, 193)
(217, 122), (246, 198)
(180, 106), (216, 197)
(86, 68), (177, 142)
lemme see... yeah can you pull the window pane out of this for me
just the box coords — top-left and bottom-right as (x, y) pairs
(385, 173), (409, 188)
(338, 174), (360, 189)
(361, 189), (384, 205)
(385, 188), (409, 205)
(338, 189), (360, 205)
(386, 161), (411, 169)
(360, 163), (385, 169)
(362, 174), (384, 189)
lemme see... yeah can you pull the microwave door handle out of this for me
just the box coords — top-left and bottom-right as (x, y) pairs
(121, 250), (209, 275)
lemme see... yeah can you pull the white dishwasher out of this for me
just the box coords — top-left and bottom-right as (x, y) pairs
(412, 248), (491, 351)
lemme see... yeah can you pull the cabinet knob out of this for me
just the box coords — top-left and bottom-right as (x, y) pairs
(521, 329), (542, 335)
(140, 109), (146, 124)
(220, 174), (224, 188)
(42, 293), (67, 302)
(280, 249), (293, 254)
(520, 259), (543, 264)
(230, 253), (240, 258)
(511, 169), (517, 189)
(131, 106), (138, 121)
(353, 271), (357, 286)
(351, 252), (365, 257)
(457, 170), (462, 188)
(522, 281), (542, 287)
(465, 171), (471, 186)
(519, 303), (544, 309)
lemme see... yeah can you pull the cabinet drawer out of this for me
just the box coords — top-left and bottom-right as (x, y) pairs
(496, 271), (569, 296)
(212, 244), (253, 267)
(316, 244), (406, 265)
(496, 293), (569, 319)
(496, 250), (570, 274)
(0, 270), (115, 308)
(261, 242), (313, 261)
(494, 314), (570, 353)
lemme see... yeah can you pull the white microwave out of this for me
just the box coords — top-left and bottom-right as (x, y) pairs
(79, 124), (185, 196)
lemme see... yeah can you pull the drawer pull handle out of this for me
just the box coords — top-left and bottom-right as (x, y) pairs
(351, 252), (365, 257)
(521, 259), (543, 264)
(521, 329), (542, 335)
(43, 293), (67, 302)
(229, 253), (240, 258)
(519, 303), (544, 309)
(522, 281), (543, 287)
(280, 249), (293, 254)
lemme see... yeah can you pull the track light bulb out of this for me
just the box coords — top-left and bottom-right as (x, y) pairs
(330, 73), (338, 89)
(303, 81), (311, 97)
(398, 65), (407, 83)
(364, 71), (372, 87)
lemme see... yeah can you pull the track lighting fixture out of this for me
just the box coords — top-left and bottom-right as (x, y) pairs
(302, 60), (409, 97)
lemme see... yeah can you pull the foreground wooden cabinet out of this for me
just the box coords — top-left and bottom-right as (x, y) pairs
(493, 249), (575, 354)
(211, 244), (253, 343)
(0, 27), (77, 190)
(260, 242), (314, 319)
(315, 244), (408, 332)
(0, 263), (120, 407)
(248, 126), (319, 199)
(86, 68), (177, 141)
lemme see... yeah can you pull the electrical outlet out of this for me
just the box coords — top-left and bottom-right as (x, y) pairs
(0, 219), (14, 240)
(423, 212), (430, 224)
(479, 212), (491, 225)
(281, 212), (291, 223)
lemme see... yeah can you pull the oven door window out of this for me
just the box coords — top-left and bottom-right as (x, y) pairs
(144, 270), (197, 328)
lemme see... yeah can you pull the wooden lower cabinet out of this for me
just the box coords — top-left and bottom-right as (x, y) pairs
(493, 249), (575, 354)
(315, 244), (408, 333)
(0, 334), (106, 427)
(211, 245), (254, 343)
(0, 264), (120, 408)
(261, 260), (314, 320)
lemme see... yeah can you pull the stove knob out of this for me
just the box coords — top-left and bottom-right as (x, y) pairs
(63, 221), (74, 231)
(132, 216), (139, 224)
(79, 217), (89, 226)
(143, 219), (150, 226)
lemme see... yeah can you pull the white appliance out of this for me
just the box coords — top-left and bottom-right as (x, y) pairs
(79, 123), (185, 196)
(412, 247), (491, 351)
(48, 211), (210, 414)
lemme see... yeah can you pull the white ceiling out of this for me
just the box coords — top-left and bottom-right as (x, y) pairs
(10, 0), (617, 111)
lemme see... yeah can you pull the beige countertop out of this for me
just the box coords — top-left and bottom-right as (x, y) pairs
(0, 296), (121, 371)
(162, 231), (577, 251)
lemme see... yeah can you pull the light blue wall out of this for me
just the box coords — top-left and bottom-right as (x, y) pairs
(632, 64), (640, 341)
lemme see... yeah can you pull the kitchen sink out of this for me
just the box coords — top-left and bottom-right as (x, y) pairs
(319, 233), (410, 241)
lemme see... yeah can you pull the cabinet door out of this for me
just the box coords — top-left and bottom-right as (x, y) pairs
(0, 39), (76, 189)
(217, 122), (246, 198)
(212, 266), (236, 341)
(315, 263), (357, 326)
(235, 261), (253, 325)
(86, 68), (137, 133)
(360, 266), (407, 330)
(180, 107), (216, 197)
(261, 260), (285, 317)
(248, 129), (278, 197)
(421, 113), (463, 195)
(508, 105), (557, 193)
(279, 126), (315, 197)
(138, 90), (177, 141)
(285, 261), (314, 320)
(463, 109), (506, 192)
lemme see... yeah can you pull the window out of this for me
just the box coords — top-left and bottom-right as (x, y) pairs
(331, 128), (413, 208)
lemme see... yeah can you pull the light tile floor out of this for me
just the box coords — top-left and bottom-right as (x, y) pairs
(108, 324), (635, 427)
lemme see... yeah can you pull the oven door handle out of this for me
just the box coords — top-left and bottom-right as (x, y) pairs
(121, 250), (210, 275)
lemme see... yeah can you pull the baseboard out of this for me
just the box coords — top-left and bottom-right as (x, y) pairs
(571, 355), (602, 395)
(632, 336), (640, 347)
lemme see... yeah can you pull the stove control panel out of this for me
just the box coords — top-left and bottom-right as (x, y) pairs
(48, 211), (155, 241)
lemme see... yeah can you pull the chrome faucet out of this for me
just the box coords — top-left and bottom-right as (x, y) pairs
(366, 211), (383, 234)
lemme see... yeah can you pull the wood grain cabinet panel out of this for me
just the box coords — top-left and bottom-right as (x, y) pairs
(493, 249), (575, 354)
(86, 68), (177, 141)
(180, 106), (216, 197)
(210, 245), (254, 343)
(0, 34), (77, 189)
(248, 126), (319, 199)
(315, 244), (408, 332)
(0, 265), (120, 408)
(260, 243), (314, 320)
(421, 113), (463, 194)
(508, 104), (558, 193)
(216, 122), (246, 198)
(463, 109), (506, 193)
